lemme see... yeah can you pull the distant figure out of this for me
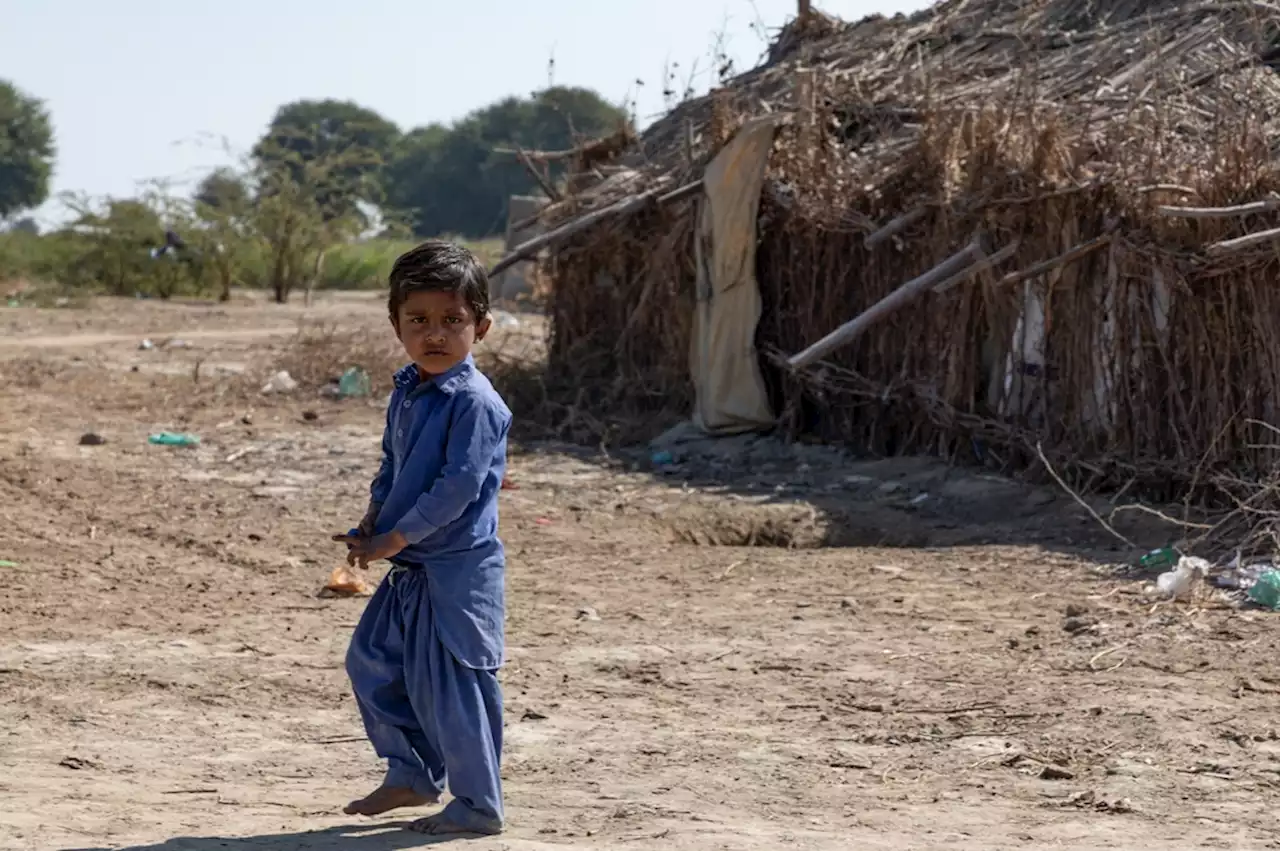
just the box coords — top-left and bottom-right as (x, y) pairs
(148, 230), (188, 259)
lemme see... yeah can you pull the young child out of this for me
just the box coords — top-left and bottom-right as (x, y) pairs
(333, 239), (511, 836)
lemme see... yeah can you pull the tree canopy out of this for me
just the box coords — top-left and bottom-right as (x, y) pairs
(194, 167), (250, 213)
(0, 79), (56, 220)
(386, 86), (630, 237)
(252, 99), (400, 222)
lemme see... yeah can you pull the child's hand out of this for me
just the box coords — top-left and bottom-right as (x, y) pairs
(357, 507), (379, 538)
(332, 530), (409, 569)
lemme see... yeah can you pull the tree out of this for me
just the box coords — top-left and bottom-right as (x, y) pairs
(252, 99), (399, 222)
(194, 167), (249, 212)
(0, 79), (55, 220)
(247, 153), (362, 304)
(385, 86), (630, 238)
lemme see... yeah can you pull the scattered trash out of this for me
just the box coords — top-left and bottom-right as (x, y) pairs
(261, 370), (298, 395)
(576, 607), (601, 622)
(338, 367), (371, 398)
(1247, 570), (1280, 610)
(0, 560), (18, 568)
(651, 450), (675, 465)
(501, 476), (518, 490)
(78, 432), (106, 446)
(301, 410), (318, 422)
(534, 517), (553, 526)
(148, 432), (200, 447)
(318, 565), (375, 598)
(138, 339), (154, 351)
(54, 297), (69, 308)
(909, 492), (930, 506)
(494, 311), (521, 329)
(165, 339), (191, 349)
(1139, 547), (1178, 569)
(1156, 555), (1209, 600)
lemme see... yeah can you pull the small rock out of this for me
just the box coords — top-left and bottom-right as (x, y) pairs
(522, 709), (548, 722)
(138, 339), (154, 351)
(1025, 626), (1041, 637)
(1064, 603), (1088, 618)
(79, 432), (106, 446)
(241, 414), (253, 425)
(1063, 616), (1093, 634)
(576, 607), (601, 622)
(59, 756), (100, 771)
(840, 598), (857, 610)
(301, 410), (318, 422)
(1040, 764), (1075, 781)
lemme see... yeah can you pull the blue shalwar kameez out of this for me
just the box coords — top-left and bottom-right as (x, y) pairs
(345, 356), (511, 834)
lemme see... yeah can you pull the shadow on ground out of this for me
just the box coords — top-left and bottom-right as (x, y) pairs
(66, 822), (466, 851)
(509, 419), (1178, 571)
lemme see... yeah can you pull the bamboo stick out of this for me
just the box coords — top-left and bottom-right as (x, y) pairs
(996, 234), (1111, 286)
(1156, 198), (1280, 218)
(864, 206), (927, 248)
(1206, 225), (1280, 256)
(933, 239), (1020, 294)
(788, 239), (984, 369)
(513, 144), (561, 203)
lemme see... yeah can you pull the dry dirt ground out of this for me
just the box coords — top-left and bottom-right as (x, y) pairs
(2, 293), (1278, 851)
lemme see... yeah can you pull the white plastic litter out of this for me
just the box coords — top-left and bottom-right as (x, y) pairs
(261, 370), (298, 394)
(1156, 555), (1210, 600)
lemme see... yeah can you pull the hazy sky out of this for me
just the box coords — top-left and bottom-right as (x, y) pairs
(2, 0), (926, 224)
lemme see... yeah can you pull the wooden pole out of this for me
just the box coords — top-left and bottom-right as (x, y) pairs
(787, 240), (983, 369)
(798, 0), (811, 20)
(487, 180), (704, 279)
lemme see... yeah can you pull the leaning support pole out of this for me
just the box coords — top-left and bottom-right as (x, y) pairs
(487, 180), (704, 279)
(787, 239), (984, 370)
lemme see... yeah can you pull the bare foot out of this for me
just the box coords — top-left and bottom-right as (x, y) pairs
(409, 813), (502, 836)
(343, 785), (437, 816)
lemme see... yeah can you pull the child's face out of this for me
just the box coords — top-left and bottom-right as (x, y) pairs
(393, 289), (491, 376)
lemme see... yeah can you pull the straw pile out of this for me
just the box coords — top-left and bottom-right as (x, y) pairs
(532, 0), (1280, 498)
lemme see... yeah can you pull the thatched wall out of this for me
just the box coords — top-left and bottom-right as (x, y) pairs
(538, 0), (1280, 491)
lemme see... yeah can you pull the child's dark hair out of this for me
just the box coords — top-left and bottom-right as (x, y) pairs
(387, 239), (490, 322)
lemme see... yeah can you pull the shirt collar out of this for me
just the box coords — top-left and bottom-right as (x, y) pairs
(392, 354), (475, 396)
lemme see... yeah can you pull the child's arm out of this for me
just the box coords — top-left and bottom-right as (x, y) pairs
(392, 393), (509, 545)
(360, 401), (397, 534)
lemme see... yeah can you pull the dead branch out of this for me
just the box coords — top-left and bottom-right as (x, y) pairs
(996, 234), (1112, 286)
(1206, 225), (1280, 256)
(933, 239), (1020, 294)
(1157, 198), (1280, 219)
(864, 206), (927, 248)
(513, 144), (561, 203)
(489, 180), (701, 278)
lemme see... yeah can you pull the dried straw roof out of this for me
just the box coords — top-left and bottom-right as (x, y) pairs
(546, 0), (1280, 222)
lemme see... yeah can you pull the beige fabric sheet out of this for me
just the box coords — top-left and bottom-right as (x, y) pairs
(690, 114), (785, 434)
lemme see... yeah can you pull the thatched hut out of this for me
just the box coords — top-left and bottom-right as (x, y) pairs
(505, 0), (1280, 493)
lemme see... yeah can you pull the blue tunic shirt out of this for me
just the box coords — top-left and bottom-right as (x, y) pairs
(367, 355), (511, 670)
